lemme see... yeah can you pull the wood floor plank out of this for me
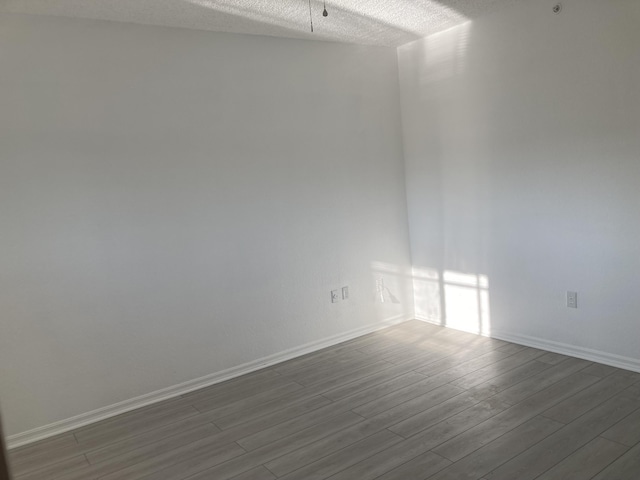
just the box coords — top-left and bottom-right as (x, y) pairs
(355, 338), (427, 357)
(213, 389), (323, 430)
(600, 408), (640, 446)
(9, 434), (79, 474)
(265, 384), (464, 477)
(214, 394), (332, 438)
(57, 424), (226, 480)
(99, 439), (244, 480)
(415, 349), (514, 378)
(582, 363), (623, 377)
(183, 376), (294, 409)
(489, 357), (593, 405)
(376, 346), (450, 366)
(190, 381), (304, 415)
(427, 415), (563, 480)
(353, 327), (437, 355)
(278, 348), (373, 379)
(228, 466), (276, 480)
(541, 373), (637, 424)
(591, 442), (640, 480)
(388, 389), (508, 438)
(321, 369), (426, 402)
(380, 396), (511, 474)
(182, 375), (286, 408)
(537, 352), (571, 365)
(235, 400), (363, 452)
(465, 360), (552, 399)
(74, 404), (202, 451)
(356, 332), (467, 358)
(135, 442), (246, 480)
(93, 392), (328, 475)
(616, 371), (640, 381)
(496, 342), (530, 354)
(374, 451), (451, 480)
(298, 360), (395, 393)
(432, 372), (600, 462)
(86, 419), (220, 465)
(10, 445), (82, 477)
(14, 455), (89, 480)
(447, 347), (546, 390)
(178, 412), (366, 480)
(338, 332), (399, 351)
(624, 381), (640, 399)
(273, 348), (367, 377)
(285, 357), (392, 387)
(484, 394), (640, 480)
(237, 371), (442, 451)
(387, 348), (463, 372)
(180, 369), (281, 401)
(277, 430), (403, 480)
(325, 439), (449, 480)
(72, 396), (189, 437)
(534, 436), (628, 480)
(352, 377), (464, 418)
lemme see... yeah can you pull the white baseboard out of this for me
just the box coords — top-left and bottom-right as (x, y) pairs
(413, 317), (442, 328)
(7, 313), (411, 449)
(489, 329), (640, 373)
(414, 316), (640, 374)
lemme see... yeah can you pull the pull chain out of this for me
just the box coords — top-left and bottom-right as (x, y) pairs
(308, 1), (328, 33)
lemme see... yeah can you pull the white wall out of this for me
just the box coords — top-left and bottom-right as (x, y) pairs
(0, 13), (413, 437)
(399, 0), (640, 365)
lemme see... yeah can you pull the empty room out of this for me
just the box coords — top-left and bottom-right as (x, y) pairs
(1, 0), (639, 479)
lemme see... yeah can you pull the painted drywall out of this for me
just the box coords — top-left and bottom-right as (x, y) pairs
(399, 0), (640, 364)
(0, 13), (413, 437)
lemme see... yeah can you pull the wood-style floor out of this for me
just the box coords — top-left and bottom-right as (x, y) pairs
(9, 320), (640, 480)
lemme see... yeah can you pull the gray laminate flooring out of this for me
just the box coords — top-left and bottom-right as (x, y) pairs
(8, 320), (640, 480)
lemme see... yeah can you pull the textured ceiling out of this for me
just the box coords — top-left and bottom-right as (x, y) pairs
(0, 0), (522, 46)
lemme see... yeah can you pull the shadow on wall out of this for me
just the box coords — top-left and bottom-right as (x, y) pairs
(370, 261), (414, 321)
(413, 267), (491, 335)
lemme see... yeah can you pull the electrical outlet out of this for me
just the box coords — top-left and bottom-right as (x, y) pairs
(567, 291), (578, 308)
(342, 286), (349, 300)
(331, 290), (340, 303)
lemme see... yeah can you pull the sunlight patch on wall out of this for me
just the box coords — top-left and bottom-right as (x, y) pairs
(443, 270), (490, 335)
(417, 20), (472, 86)
(413, 267), (491, 335)
(412, 267), (443, 321)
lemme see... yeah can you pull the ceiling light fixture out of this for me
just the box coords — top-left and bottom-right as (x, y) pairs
(308, 0), (314, 32)
(323, 1), (328, 17)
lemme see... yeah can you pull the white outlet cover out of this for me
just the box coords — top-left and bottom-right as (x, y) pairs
(567, 291), (577, 308)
